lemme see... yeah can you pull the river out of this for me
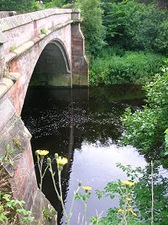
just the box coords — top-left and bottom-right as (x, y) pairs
(22, 84), (147, 224)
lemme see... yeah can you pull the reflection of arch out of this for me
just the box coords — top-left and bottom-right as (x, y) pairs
(31, 39), (72, 87)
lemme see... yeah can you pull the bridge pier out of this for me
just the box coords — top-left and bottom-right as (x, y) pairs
(71, 11), (88, 86)
(0, 96), (57, 224)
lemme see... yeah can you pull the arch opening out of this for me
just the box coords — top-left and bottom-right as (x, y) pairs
(30, 39), (72, 87)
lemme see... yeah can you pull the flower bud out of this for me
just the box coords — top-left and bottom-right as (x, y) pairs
(78, 181), (82, 187)
(55, 153), (59, 159)
(47, 157), (51, 166)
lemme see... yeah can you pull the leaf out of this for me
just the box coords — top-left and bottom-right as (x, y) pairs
(164, 128), (168, 134)
(95, 190), (103, 199)
(0, 214), (8, 223)
(163, 151), (168, 156)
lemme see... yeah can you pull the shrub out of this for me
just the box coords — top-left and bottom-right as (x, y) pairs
(89, 48), (165, 86)
(44, 0), (65, 8)
(120, 60), (168, 157)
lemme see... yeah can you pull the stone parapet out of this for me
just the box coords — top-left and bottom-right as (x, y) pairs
(0, 9), (72, 31)
(0, 8), (73, 66)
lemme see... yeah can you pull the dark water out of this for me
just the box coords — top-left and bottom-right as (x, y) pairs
(22, 85), (147, 224)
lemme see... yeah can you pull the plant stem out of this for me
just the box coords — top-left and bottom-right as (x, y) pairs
(49, 164), (60, 198)
(66, 186), (80, 223)
(37, 156), (43, 191)
(37, 157), (49, 191)
(83, 201), (87, 225)
(49, 163), (69, 223)
(58, 169), (68, 222)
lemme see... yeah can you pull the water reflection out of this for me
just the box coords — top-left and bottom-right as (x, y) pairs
(65, 140), (147, 224)
(22, 85), (147, 224)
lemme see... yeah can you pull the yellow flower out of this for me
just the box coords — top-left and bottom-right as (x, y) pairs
(118, 208), (123, 213)
(126, 197), (132, 201)
(36, 150), (49, 157)
(82, 186), (92, 193)
(56, 156), (68, 166)
(127, 206), (137, 217)
(121, 180), (135, 187)
(130, 209), (137, 217)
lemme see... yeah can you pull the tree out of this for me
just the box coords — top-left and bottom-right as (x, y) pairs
(76, 0), (106, 57)
(101, 0), (168, 53)
(0, 0), (34, 11)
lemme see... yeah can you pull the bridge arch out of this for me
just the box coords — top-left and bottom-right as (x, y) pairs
(31, 39), (72, 87)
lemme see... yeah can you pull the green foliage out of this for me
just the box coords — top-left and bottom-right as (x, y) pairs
(135, 164), (168, 225)
(121, 60), (168, 157)
(0, 0), (35, 11)
(43, 207), (55, 220)
(0, 0), (67, 11)
(44, 0), (65, 8)
(0, 144), (15, 166)
(10, 46), (17, 52)
(0, 191), (34, 224)
(0, 165), (32, 224)
(102, 0), (168, 54)
(164, 129), (168, 155)
(102, 0), (128, 47)
(91, 162), (168, 225)
(89, 48), (165, 86)
(154, 20), (168, 55)
(76, 0), (106, 56)
(31, 1), (44, 11)
(92, 164), (144, 224)
(40, 28), (47, 34)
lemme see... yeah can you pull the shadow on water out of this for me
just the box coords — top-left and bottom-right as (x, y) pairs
(22, 84), (146, 224)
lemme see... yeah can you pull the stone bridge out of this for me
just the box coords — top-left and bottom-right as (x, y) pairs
(0, 8), (88, 114)
(0, 8), (88, 224)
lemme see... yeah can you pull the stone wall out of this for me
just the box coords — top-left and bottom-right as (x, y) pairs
(0, 90), (57, 224)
